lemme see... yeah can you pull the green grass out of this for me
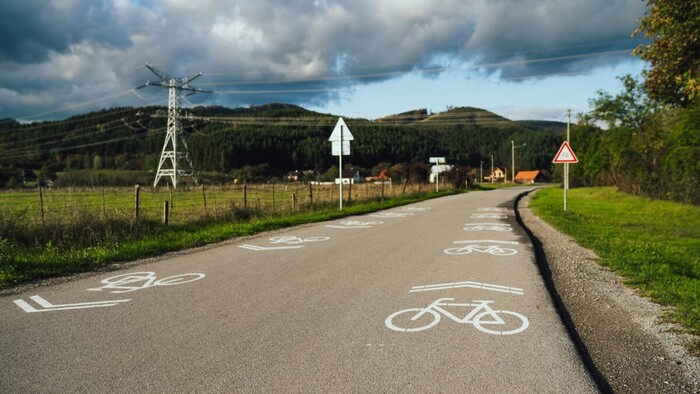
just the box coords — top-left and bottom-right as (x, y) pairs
(530, 186), (700, 339)
(0, 189), (457, 289)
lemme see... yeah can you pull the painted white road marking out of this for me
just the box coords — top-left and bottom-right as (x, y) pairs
(239, 235), (330, 251)
(477, 208), (508, 212)
(409, 281), (524, 295)
(87, 272), (205, 293)
(453, 240), (519, 245)
(385, 298), (529, 335)
(325, 220), (383, 229)
(445, 240), (519, 256)
(14, 295), (131, 313)
(403, 207), (431, 212)
(239, 244), (306, 251)
(470, 213), (507, 219)
(463, 223), (513, 231)
(268, 236), (330, 244)
(370, 212), (413, 218)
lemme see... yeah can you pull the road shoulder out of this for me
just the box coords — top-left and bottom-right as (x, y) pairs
(517, 189), (699, 394)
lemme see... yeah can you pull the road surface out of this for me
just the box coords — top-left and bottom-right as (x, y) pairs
(1, 187), (598, 393)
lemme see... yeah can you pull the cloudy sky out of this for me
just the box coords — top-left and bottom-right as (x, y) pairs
(1, 0), (648, 122)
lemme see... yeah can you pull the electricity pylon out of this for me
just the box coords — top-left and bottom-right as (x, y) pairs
(136, 63), (210, 188)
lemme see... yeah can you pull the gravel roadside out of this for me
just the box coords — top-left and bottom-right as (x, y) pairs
(516, 189), (700, 394)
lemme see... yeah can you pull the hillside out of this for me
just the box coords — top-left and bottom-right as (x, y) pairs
(0, 103), (565, 187)
(419, 107), (525, 129)
(516, 120), (568, 132)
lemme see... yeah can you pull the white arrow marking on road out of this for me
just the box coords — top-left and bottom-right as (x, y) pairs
(409, 281), (524, 295)
(238, 244), (306, 251)
(13, 295), (131, 313)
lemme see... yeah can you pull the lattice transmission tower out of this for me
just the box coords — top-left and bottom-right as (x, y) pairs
(136, 63), (210, 188)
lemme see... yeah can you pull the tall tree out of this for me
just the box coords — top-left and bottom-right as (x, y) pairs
(633, 0), (700, 105)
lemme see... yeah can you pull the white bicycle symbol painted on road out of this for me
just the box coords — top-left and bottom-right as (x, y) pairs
(371, 212), (413, 218)
(385, 298), (529, 335)
(268, 236), (330, 244)
(87, 272), (205, 293)
(326, 221), (383, 229)
(463, 223), (513, 232)
(444, 240), (519, 256)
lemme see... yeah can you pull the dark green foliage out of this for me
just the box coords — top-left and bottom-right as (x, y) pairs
(572, 75), (700, 204)
(0, 105), (563, 188)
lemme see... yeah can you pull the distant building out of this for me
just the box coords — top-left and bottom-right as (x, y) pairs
(514, 170), (544, 184)
(286, 170), (318, 182)
(485, 167), (506, 183)
(365, 170), (391, 184)
(336, 169), (363, 184)
(285, 170), (304, 182)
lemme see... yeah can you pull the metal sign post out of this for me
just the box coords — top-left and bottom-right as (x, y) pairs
(429, 157), (446, 192)
(329, 117), (354, 210)
(552, 141), (578, 211)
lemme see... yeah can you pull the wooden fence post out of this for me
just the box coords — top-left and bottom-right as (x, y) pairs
(38, 184), (45, 227)
(308, 182), (313, 206)
(292, 193), (297, 211)
(163, 201), (169, 225)
(201, 185), (208, 216)
(134, 184), (141, 222)
(244, 184), (248, 210)
(102, 187), (106, 219)
(272, 183), (276, 212)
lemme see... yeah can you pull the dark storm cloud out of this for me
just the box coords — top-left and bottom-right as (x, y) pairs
(0, 0), (647, 120)
(0, 1), (135, 64)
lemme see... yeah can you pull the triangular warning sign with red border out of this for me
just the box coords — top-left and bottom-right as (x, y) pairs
(553, 141), (578, 163)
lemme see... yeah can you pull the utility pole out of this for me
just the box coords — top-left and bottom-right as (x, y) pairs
(490, 154), (494, 184)
(565, 109), (571, 211)
(137, 64), (210, 188)
(480, 160), (484, 183)
(511, 140), (526, 183)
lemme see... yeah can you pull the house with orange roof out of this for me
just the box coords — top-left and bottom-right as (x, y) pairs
(514, 170), (544, 184)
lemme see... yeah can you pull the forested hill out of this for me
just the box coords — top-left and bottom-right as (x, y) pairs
(0, 103), (565, 185)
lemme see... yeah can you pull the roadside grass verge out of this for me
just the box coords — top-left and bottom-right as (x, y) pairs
(529, 186), (700, 341)
(0, 189), (459, 289)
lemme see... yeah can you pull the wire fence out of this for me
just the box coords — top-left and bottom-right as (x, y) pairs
(0, 181), (430, 227)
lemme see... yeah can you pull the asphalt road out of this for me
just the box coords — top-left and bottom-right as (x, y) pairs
(1, 187), (598, 393)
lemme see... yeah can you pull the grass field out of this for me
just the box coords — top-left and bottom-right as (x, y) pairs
(529, 187), (700, 340)
(0, 182), (419, 225)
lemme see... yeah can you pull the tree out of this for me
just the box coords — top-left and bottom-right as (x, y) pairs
(633, 0), (700, 105)
(587, 75), (659, 129)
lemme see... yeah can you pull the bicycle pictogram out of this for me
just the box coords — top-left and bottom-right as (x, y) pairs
(268, 236), (330, 244)
(326, 221), (383, 229)
(87, 272), (205, 294)
(385, 298), (529, 335)
(371, 212), (413, 218)
(444, 240), (518, 256)
(463, 223), (512, 232)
